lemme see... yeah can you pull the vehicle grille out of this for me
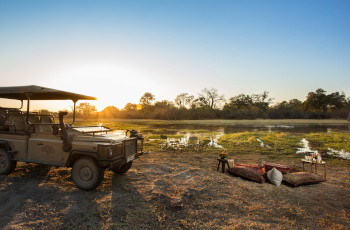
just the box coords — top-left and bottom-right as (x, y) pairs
(112, 142), (124, 158)
(124, 138), (137, 159)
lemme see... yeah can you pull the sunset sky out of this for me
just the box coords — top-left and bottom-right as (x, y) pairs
(1, 0), (349, 111)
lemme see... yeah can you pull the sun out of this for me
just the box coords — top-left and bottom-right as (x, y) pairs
(49, 62), (153, 111)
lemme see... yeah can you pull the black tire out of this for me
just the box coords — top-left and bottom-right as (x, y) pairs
(111, 161), (133, 174)
(0, 149), (17, 175)
(71, 157), (104, 191)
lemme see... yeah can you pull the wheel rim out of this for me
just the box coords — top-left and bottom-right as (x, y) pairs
(0, 155), (7, 168)
(79, 166), (93, 181)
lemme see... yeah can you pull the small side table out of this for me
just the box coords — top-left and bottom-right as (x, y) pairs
(217, 158), (230, 173)
(301, 159), (326, 178)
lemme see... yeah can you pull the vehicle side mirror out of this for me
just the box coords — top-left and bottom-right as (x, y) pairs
(53, 126), (59, 135)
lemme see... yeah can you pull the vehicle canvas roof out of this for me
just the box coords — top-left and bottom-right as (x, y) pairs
(0, 85), (96, 101)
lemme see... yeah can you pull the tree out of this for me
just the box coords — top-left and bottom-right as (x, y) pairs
(224, 91), (272, 110)
(76, 102), (97, 116)
(123, 103), (137, 112)
(100, 106), (119, 118)
(152, 100), (176, 119)
(304, 88), (346, 112)
(251, 91), (273, 112)
(222, 91), (273, 119)
(174, 93), (195, 108)
(139, 92), (155, 106)
(154, 100), (174, 109)
(304, 88), (328, 112)
(196, 88), (225, 109)
(224, 94), (253, 110)
(269, 99), (304, 119)
(38, 109), (51, 115)
(327, 92), (347, 110)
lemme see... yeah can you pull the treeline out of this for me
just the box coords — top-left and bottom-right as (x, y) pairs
(70, 88), (349, 120)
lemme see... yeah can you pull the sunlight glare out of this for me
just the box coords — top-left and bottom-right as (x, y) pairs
(51, 62), (154, 111)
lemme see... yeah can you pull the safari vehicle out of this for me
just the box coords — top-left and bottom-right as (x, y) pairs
(0, 85), (145, 190)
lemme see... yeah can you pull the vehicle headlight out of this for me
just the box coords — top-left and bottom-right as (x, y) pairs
(98, 145), (113, 159)
(107, 146), (113, 157)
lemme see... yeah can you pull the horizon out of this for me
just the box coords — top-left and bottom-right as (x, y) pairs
(0, 85), (347, 113)
(1, 0), (350, 111)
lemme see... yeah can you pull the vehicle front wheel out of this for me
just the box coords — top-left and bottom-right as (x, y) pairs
(71, 157), (104, 191)
(0, 149), (17, 175)
(111, 161), (133, 174)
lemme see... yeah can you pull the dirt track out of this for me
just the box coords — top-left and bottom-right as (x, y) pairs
(1, 151), (349, 229)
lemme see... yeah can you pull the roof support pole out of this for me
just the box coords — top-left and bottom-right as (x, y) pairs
(25, 93), (32, 124)
(26, 99), (30, 124)
(72, 100), (77, 125)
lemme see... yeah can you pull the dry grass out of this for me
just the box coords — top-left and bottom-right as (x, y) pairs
(1, 150), (349, 229)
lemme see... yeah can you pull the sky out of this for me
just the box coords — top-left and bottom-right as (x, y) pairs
(0, 0), (349, 111)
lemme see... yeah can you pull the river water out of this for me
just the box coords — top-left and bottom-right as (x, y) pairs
(149, 123), (350, 134)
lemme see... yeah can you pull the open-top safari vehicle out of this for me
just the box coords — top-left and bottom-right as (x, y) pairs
(0, 85), (145, 190)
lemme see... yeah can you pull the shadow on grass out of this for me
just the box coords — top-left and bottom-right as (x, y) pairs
(0, 164), (51, 229)
(110, 171), (162, 229)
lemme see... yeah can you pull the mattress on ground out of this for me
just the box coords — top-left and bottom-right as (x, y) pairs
(227, 166), (265, 183)
(283, 172), (326, 186)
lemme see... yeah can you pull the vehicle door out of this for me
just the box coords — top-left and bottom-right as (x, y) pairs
(27, 126), (66, 165)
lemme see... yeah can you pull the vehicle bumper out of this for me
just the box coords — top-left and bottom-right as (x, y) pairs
(101, 153), (136, 168)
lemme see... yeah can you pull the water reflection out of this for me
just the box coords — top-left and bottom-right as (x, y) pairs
(296, 138), (317, 154)
(150, 123), (350, 134)
(327, 148), (350, 160)
(208, 133), (223, 148)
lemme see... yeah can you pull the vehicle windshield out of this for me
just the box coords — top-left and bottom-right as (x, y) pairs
(71, 126), (113, 134)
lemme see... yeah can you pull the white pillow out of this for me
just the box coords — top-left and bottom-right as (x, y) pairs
(267, 167), (283, 186)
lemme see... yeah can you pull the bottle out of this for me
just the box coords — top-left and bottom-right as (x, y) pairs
(318, 153), (322, 163)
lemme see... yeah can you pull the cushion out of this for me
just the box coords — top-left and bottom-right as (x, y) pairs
(283, 172), (326, 187)
(227, 166), (265, 183)
(265, 163), (295, 174)
(235, 163), (265, 174)
(267, 168), (283, 186)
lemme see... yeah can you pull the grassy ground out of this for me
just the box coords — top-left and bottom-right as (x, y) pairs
(1, 149), (349, 229)
(305, 132), (350, 153)
(217, 131), (301, 157)
(1, 119), (349, 229)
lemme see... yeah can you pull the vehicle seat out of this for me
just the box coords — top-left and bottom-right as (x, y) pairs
(39, 116), (53, 133)
(0, 114), (6, 131)
(10, 115), (27, 133)
(28, 116), (40, 124)
(41, 116), (53, 123)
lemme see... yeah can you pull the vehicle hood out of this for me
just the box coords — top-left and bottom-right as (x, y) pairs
(72, 133), (127, 144)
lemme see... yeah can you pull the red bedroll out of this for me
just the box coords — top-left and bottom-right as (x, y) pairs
(264, 163), (296, 174)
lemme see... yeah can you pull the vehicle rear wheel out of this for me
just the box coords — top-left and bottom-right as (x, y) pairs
(0, 149), (17, 175)
(111, 161), (133, 174)
(71, 157), (104, 191)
